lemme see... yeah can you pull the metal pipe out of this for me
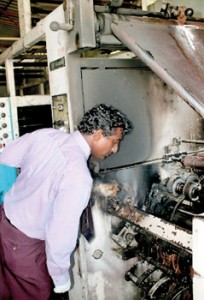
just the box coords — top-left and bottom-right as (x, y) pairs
(182, 156), (204, 169)
(50, 21), (73, 32)
(181, 139), (204, 145)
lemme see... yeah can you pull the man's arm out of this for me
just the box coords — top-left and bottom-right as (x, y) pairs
(45, 171), (92, 292)
(0, 133), (30, 167)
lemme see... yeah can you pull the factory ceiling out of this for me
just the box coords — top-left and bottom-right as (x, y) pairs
(0, 0), (63, 93)
(0, 0), (63, 54)
(0, 0), (19, 53)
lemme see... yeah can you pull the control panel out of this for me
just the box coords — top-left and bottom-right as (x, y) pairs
(52, 94), (69, 132)
(0, 98), (18, 153)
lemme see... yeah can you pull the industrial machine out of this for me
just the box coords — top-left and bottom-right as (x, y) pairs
(16, 0), (204, 299)
(0, 97), (18, 204)
(0, 94), (53, 203)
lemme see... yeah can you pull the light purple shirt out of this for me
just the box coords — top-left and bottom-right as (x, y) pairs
(0, 128), (93, 286)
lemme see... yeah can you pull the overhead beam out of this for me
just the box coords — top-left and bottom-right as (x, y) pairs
(0, 37), (19, 41)
(0, 18), (46, 64)
(5, 59), (16, 96)
(0, 3), (65, 64)
(17, 0), (32, 37)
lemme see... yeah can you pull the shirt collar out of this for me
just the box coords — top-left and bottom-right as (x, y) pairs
(72, 130), (91, 160)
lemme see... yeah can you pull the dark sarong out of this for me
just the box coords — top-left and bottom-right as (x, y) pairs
(0, 205), (53, 300)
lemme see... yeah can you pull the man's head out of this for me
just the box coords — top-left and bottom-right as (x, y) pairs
(78, 104), (132, 160)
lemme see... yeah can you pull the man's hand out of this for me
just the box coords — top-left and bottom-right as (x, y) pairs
(50, 280), (71, 300)
(93, 181), (120, 198)
(50, 291), (69, 300)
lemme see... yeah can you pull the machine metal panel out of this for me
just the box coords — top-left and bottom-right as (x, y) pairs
(81, 65), (204, 169)
(111, 17), (204, 118)
(82, 67), (152, 168)
(0, 97), (18, 150)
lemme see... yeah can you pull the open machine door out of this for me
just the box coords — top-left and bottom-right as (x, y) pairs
(111, 17), (204, 118)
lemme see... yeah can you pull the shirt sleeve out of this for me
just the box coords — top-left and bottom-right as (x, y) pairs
(0, 133), (30, 167)
(45, 170), (93, 287)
